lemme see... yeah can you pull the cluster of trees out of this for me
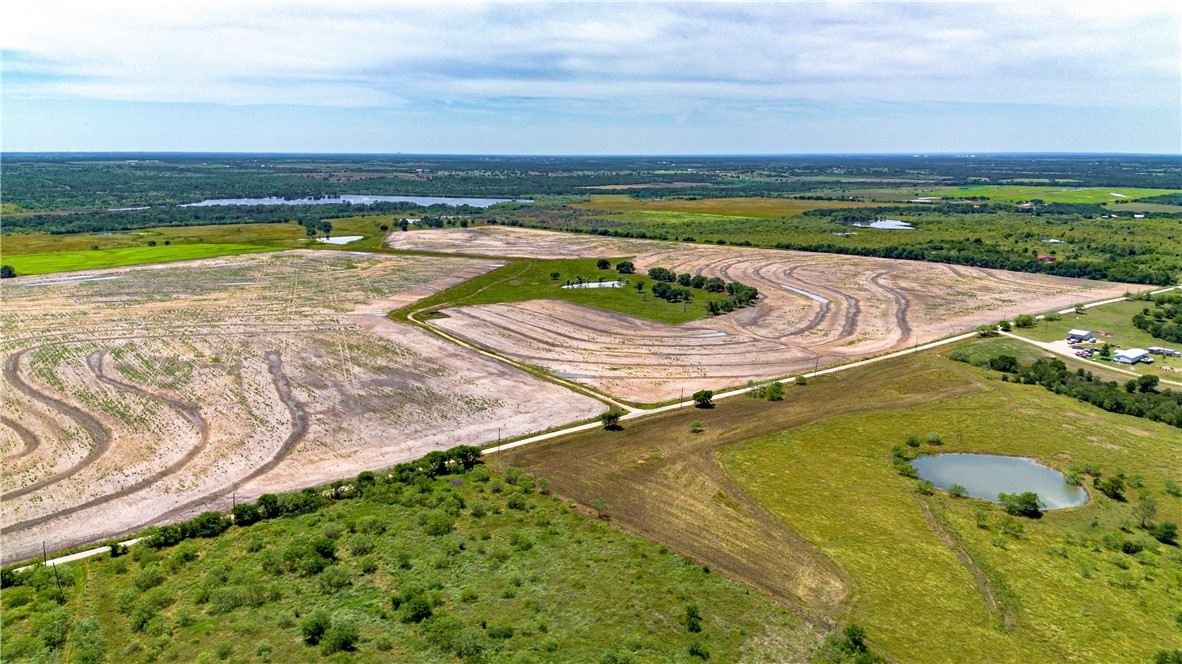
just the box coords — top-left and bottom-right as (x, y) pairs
(645, 266), (760, 309)
(961, 355), (1182, 429)
(128, 446), (483, 551)
(706, 282), (759, 315)
(1132, 293), (1182, 343)
(299, 219), (333, 238)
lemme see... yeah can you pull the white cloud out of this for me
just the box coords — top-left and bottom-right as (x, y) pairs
(2, 1), (1178, 110)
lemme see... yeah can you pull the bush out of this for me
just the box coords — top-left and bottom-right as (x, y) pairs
(998, 491), (1044, 518)
(487, 623), (515, 639)
(688, 641), (711, 660)
(1164, 479), (1182, 497)
(400, 596), (433, 623)
(948, 483), (967, 498)
(318, 565), (353, 593)
(1149, 522), (1178, 545)
(232, 503), (261, 526)
(685, 604), (702, 633)
(301, 610), (331, 645)
(904, 432), (920, 447)
(916, 479), (935, 495)
(765, 382), (783, 401)
(423, 510), (455, 536)
(320, 615), (360, 654)
(925, 432), (942, 446)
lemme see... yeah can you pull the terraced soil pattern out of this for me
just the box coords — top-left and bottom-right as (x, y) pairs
(0, 250), (602, 562)
(391, 227), (1140, 402)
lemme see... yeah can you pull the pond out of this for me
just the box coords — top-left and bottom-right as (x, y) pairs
(179, 195), (527, 208)
(315, 235), (364, 245)
(561, 281), (622, 289)
(849, 219), (915, 230)
(909, 453), (1087, 509)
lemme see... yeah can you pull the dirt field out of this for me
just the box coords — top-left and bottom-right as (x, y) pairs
(388, 227), (1140, 402)
(0, 250), (602, 563)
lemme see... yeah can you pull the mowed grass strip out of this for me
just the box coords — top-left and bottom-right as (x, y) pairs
(2, 244), (278, 276)
(934, 185), (1181, 204)
(399, 256), (735, 325)
(721, 351), (1182, 663)
(576, 194), (899, 218)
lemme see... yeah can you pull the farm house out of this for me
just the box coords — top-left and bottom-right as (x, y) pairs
(1114, 348), (1151, 365)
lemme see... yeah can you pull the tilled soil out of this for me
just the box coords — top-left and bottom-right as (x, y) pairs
(0, 251), (602, 563)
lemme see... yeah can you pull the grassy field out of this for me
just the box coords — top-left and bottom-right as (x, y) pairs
(933, 185), (1181, 204)
(396, 257), (737, 325)
(0, 465), (816, 663)
(576, 194), (899, 218)
(0, 217), (404, 276)
(1, 244), (279, 276)
(498, 346), (1182, 663)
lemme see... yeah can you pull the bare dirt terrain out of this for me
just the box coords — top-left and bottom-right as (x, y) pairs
(0, 250), (602, 563)
(389, 227), (1140, 402)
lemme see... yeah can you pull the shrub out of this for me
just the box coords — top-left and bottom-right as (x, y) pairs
(998, 491), (1044, 518)
(688, 641), (711, 660)
(685, 604), (702, 633)
(1150, 522), (1178, 545)
(318, 565), (353, 593)
(765, 382), (784, 401)
(948, 483), (968, 498)
(893, 458), (917, 478)
(916, 479), (935, 495)
(232, 503), (261, 526)
(400, 596), (433, 623)
(300, 610), (331, 645)
(133, 566), (167, 591)
(904, 432), (920, 447)
(506, 492), (527, 511)
(1164, 479), (1182, 497)
(925, 432), (943, 446)
(346, 534), (375, 556)
(487, 623), (515, 639)
(422, 510), (455, 536)
(320, 615), (360, 654)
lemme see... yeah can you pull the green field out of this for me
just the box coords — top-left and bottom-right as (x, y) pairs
(722, 349), (1182, 663)
(397, 257), (740, 325)
(0, 465), (815, 663)
(1, 244), (279, 276)
(498, 346), (1182, 663)
(935, 185), (1181, 204)
(0, 217), (406, 276)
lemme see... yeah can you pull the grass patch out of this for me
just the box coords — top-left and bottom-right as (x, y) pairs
(500, 348), (1182, 663)
(722, 355), (1182, 663)
(397, 256), (738, 325)
(0, 467), (813, 663)
(2, 244), (278, 276)
(933, 185), (1180, 204)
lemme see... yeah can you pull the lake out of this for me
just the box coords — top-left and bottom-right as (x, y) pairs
(909, 453), (1088, 509)
(180, 195), (527, 208)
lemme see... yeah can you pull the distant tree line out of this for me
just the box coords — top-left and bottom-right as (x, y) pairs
(2, 201), (488, 236)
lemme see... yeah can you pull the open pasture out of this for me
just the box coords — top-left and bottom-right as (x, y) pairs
(0, 250), (602, 563)
(497, 348), (1182, 663)
(574, 194), (899, 218)
(391, 227), (1139, 402)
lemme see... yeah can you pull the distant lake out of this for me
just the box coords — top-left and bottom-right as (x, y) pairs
(910, 453), (1088, 509)
(180, 195), (527, 208)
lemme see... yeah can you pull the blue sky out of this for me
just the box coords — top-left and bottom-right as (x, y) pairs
(3, 2), (1179, 154)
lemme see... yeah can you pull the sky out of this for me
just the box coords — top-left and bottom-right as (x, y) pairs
(2, 2), (1180, 154)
